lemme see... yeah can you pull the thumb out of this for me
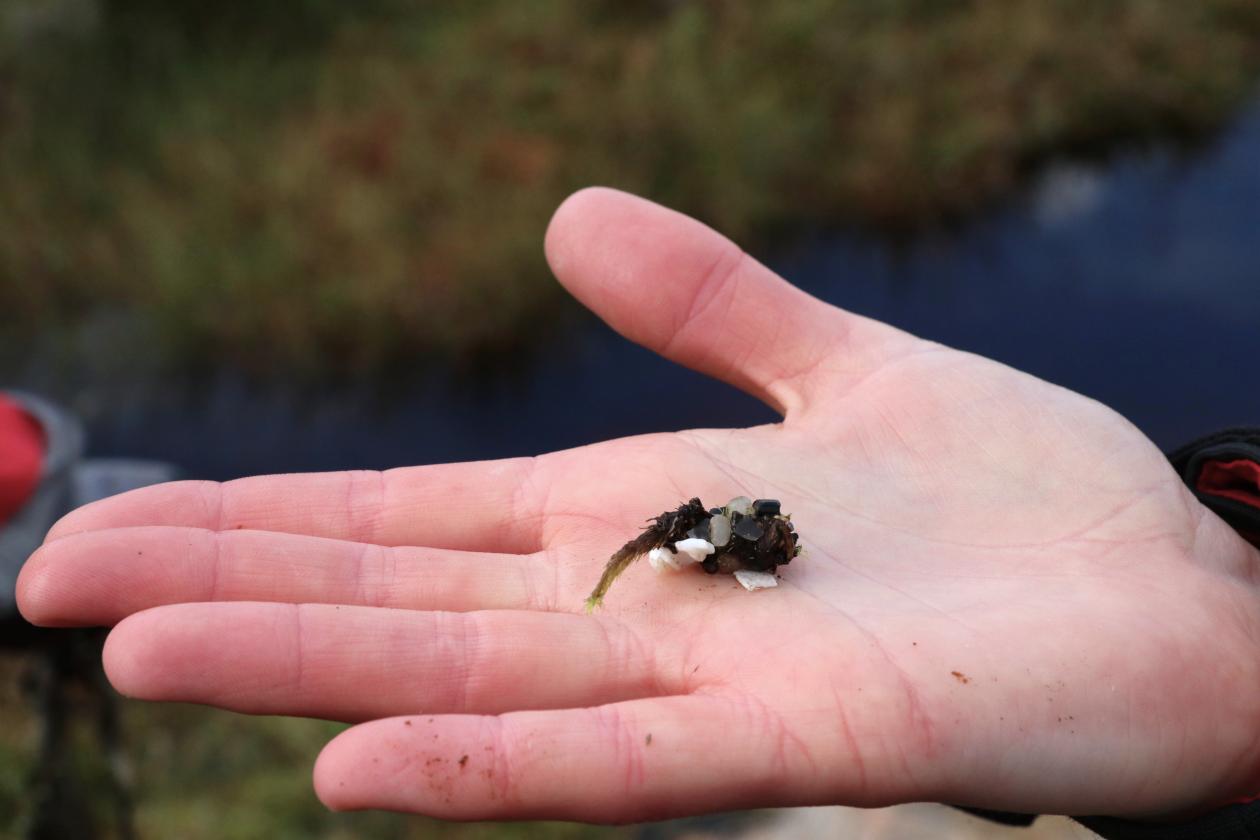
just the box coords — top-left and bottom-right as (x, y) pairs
(543, 187), (911, 415)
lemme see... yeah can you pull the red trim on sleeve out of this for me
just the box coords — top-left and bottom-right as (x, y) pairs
(0, 396), (45, 525)
(1196, 459), (1260, 510)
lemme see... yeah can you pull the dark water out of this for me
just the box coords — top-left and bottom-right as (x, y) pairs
(15, 101), (1260, 480)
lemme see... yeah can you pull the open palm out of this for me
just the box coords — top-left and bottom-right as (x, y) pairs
(18, 189), (1260, 823)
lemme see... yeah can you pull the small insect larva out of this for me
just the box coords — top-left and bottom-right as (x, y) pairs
(584, 496), (800, 611)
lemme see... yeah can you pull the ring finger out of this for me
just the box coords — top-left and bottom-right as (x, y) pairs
(103, 602), (677, 721)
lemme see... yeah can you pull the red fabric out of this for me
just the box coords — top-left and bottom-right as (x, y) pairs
(1197, 459), (1260, 509)
(0, 396), (45, 524)
(1191, 455), (1260, 804)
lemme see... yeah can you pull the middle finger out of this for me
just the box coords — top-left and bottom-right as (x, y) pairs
(19, 526), (568, 627)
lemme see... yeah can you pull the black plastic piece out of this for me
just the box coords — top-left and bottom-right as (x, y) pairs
(733, 515), (763, 541)
(752, 498), (781, 517)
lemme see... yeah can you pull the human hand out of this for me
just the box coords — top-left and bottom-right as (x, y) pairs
(17, 188), (1260, 823)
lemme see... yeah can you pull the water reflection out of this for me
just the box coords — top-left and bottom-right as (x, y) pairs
(14, 100), (1260, 479)
(779, 98), (1260, 449)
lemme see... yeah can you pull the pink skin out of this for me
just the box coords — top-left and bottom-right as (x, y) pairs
(17, 188), (1260, 823)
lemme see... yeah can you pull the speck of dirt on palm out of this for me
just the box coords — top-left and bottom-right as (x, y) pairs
(951, 671), (971, 684)
(645, 733), (652, 746)
(459, 755), (468, 768)
(404, 720), (412, 726)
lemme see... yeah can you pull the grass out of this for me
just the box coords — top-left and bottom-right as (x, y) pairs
(1, 0), (1260, 373)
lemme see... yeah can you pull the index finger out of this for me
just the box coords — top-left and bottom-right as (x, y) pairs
(546, 188), (916, 416)
(46, 456), (548, 554)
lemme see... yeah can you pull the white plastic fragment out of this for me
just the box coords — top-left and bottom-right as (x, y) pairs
(647, 547), (678, 573)
(673, 538), (716, 564)
(733, 569), (778, 591)
(725, 496), (753, 516)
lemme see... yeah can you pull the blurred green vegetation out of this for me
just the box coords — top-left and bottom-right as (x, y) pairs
(0, 653), (637, 839)
(1, 0), (1259, 373)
